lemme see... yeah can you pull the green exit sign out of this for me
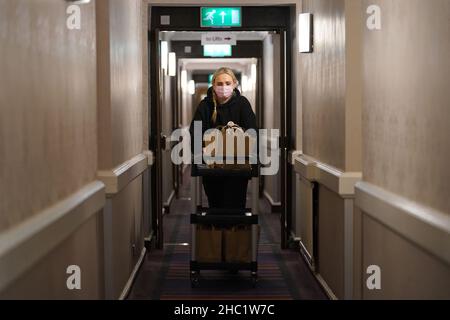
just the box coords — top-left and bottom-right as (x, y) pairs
(201, 7), (242, 28)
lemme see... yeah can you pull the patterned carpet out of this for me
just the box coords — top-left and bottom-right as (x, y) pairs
(128, 170), (327, 300)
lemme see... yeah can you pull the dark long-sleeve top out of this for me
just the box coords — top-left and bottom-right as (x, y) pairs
(190, 87), (257, 134)
(189, 87), (257, 175)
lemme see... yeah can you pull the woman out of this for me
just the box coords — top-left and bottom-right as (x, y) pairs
(189, 67), (257, 210)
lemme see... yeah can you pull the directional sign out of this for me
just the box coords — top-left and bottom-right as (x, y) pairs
(201, 33), (237, 46)
(201, 7), (242, 28)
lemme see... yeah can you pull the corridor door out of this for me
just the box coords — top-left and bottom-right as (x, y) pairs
(149, 29), (164, 250)
(279, 30), (290, 250)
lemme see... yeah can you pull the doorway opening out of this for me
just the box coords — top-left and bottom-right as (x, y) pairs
(148, 6), (293, 251)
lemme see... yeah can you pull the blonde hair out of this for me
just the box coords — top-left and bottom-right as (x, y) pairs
(211, 67), (238, 125)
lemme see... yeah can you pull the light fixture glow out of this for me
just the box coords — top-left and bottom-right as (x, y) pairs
(251, 63), (257, 89)
(203, 45), (232, 57)
(181, 70), (187, 91)
(188, 80), (196, 95)
(168, 52), (176, 77)
(66, 0), (91, 3)
(299, 13), (313, 53)
(241, 75), (249, 92)
(161, 41), (168, 73)
(208, 74), (214, 87)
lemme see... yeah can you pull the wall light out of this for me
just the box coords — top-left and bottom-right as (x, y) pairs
(188, 80), (196, 95)
(241, 75), (249, 92)
(203, 45), (232, 57)
(181, 70), (187, 91)
(251, 63), (257, 89)
(65, 0), (91, 3)
(168, 52), (176, 77)
(299, 13), (313, 53)
(161, 41), (168, 74)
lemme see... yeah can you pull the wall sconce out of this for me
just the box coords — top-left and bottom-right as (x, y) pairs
(299, 13), (313, 53)
(241, 75), (249, 92)
(188, 80), (196, 95)
(161, 41), (168, 74)
(181, 70), (187, 91)
(65, 0), (91, 3)
(251, 63), (257, 89)
(168, 52), (176, 77)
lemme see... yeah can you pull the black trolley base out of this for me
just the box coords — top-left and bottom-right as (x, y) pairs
(190, 262), (258, 288)
(190, 212), (259, 288)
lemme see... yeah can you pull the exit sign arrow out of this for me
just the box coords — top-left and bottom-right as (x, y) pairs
(220, 11), (226, 24)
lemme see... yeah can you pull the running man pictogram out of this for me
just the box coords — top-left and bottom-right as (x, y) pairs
(203, 10), (216, 25)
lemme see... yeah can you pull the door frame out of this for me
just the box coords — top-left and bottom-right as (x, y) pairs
(149, 29), (163, 249)
(148, 7), (293, 250)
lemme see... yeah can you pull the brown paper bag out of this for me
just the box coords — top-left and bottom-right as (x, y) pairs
(204, 122), (254, 170)
(196, 225), (223, 263)
(224, 225), (252, 263)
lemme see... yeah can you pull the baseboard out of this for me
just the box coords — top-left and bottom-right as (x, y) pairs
(315, 273), (338, 300)
(296, 244), (338, 300)
(263, 191), (281, 213)
(289, 231), (301, 251)
(119, 247), (147, 300)
(163, 190), (176, 214)
(299, 240), (315, 271)
(0, 181), (105, 292)
(144, 231), (154, 251)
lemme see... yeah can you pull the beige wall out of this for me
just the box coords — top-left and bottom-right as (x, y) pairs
(0, 0), (149, 300)
(98, 0), (144, 170)
(110, 177), (143, 298)
(0, 0), (104, 299)
(354, 0), (450, 299)
(263, 34), (281, 205)
(110, 0), (144, 167)
(301, 0), (362, 172)
(97, 0), (148, 299)
(0, 0), (98, 232)
(301, 0), (346, 171)
(361, 214), (450, 299)
(294, 0), (363, 299)
(142, 4), (150, 151)
(161, 41), (174, 207)
(362, 0), (450, 214)
(1, 214), (103, 300)
(317, 185), (345, 299)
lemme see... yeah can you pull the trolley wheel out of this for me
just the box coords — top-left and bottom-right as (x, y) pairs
(190, 271), (200, 288)
(251, 272), (258, 288)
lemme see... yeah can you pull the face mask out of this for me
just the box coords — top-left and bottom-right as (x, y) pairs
(215, 85), (234, 99)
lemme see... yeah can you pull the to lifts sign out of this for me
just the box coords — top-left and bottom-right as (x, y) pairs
(201, 33), (237, 46)
(201, 7), (242, 28)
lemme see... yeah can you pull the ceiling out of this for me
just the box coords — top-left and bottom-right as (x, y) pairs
(162, 31), (270, 42)
(179, 58), (257, 72)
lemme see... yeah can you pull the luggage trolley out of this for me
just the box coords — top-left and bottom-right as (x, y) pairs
(190, 163), (260, 288)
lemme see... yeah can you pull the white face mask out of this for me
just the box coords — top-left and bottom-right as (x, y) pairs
(215, 85), (234, 100)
